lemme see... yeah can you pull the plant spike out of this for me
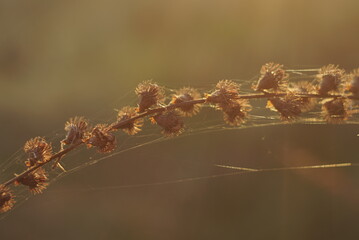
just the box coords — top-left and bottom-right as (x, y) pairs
(1, 63), (359, 213)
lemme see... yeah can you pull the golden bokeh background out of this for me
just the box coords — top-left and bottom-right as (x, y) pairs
(0, 0), (358, 239)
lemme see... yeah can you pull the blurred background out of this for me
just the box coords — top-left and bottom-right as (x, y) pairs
(0, 0), (358, 239)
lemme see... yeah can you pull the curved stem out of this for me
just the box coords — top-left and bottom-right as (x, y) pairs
(2, 92), (357, 187)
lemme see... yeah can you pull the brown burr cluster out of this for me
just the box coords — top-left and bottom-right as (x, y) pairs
(1, 62), (358, 214)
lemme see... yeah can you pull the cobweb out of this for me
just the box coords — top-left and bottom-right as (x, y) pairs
(1, 67), (359, 219)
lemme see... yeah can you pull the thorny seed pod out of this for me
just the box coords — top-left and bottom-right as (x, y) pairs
(24, 137), (52, 167)
(316, 64), (345, 95)
(206, 80), (252, 125)
(115, 106), (144, 135)
(347, 68), (359, 97)
(135, 80), (165, 112)
(15, 168), (48, 195)
(171, 87), (201, 117)
(267, 94), (302, 121)
(290, 81), (317, 112)
(86, 124), (116, 153)
(222, 99), (251, 126)
(322, 98), (350, 124)
(206, 80), (239, 107)
(255, 62), (288, 92)
(0, 185), (15, 213)
(61, 116), (88, 148)
(151, 110), (184, 136)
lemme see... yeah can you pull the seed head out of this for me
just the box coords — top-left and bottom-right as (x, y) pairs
(322, 98), (350, 124)
(222, 99), (251, 126)
(290, 81), (317, 112)
(135, 80), (165, 112)
(24, 137), (52, 167)
(206, 80), (239, 107)
(0, 185), (15, 213)
(347, 68), (359, 97)
(206, 80), (252, 125)
(86, 124), (116, 153)
(116, 106), (144, 135)
(316, 64), (345, 95)
(151, 110), (184, 137)
(171, 87), (201, 117)
(15, 168), (48, 195)
(255, 62), (288, 92)
(61, 116), (88, 147)
(267, 94), (302, 121)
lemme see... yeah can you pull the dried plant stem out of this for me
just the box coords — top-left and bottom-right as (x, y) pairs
(236, 92), (359, 100)
(2, 99), (206, 188)
(3, 143), (82, 187)
(3, 61), (359, 214)
(110, 99), (206, 130)
(2, 92), (355, 188)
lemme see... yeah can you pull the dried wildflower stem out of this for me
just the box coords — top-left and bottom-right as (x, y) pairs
(110, 99), (206, 130)
(114, 92), (358, 130)
(292, 93), (359, 100)
(3, 142), (83, 187)
(235, 93), (359, 100)
(2, 99), (205, 188)
(2, 93), (358, 188)
(2, 62), (359, 213)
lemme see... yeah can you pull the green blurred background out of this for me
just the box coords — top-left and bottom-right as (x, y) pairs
(0, 0), (358, 239)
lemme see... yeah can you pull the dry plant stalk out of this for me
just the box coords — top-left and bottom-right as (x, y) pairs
(1, 62), (358, 213)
